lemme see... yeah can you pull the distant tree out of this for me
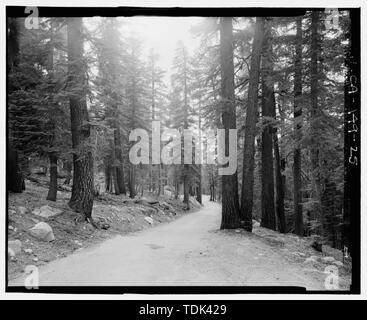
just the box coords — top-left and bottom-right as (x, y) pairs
(95, 18), (127, 195)
(171, 41), (196, 209)
(45, 18), (68, 201)
(112, 35), (152, 198)
(147, 49), (166, 196)
(8, 18), (70, 196)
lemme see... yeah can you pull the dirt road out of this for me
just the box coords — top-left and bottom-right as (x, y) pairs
(9, 198), (329, 289)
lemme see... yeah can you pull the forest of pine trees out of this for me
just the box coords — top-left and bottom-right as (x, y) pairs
(7, 11), (350, 252)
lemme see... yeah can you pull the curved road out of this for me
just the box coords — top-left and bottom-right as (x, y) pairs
(9, 198), (325, 289)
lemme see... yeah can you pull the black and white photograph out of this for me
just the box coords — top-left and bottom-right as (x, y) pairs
(3, 1), (364, 300)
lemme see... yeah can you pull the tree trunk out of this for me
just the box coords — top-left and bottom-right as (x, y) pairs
(183, 170), (190, 206)
(149, 166), (153, 192)
(157, 164), (161, 196)
(174, 178), (179, 200)
(7, 19), (24, 193)
(310, 11), (323, 237)
(109, 130), (120, 195)
(8, 148), (24, 193)
(111, 93), (126, 195)
(196, 172), (202, 204)
(212, 167), (216, 201)
(63, 160), (72, 185)
(128, 165), (136, 198)
(275, 96), (287, 233)
(182, 47), (190, 209)
(46, 151), (58, 201)
(219, 17), (241, 229)
(293, 16), (304, 236)
(7, 18), (20, 72)
(240, 17), (264, 231)
(260, 20), (276, 230)
(273, 123), (286, 233)
(105, 161), (111, 192)
(114, 122), (126, 195)
(67, 18), (95, 223)
(128, 60), (137, 199)
(150, 51), (158, 195)
(196, 107), (202, 205)
(46, 20), (58, 202)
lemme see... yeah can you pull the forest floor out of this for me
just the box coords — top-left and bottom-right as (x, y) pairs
(8, 191), (351, 290)
(7, 178), (201, 282)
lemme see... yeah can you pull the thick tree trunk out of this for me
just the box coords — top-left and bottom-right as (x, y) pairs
(240, 17), (264, 231)
(174, 179), (179, 200)
(8, 148), (24, 193)
(128, 165), (136, 198)
(46, 151), (58, 201)
(219, 17), (240, 229)
(273, 126), (286, 233)
(149, 166), (153, 192)
(128, 67), (137, 199)
(196, 171), (202, 204)
(7, 20), (24, 193)
(182, 47), (190, 209)
(113, 116), (126, 195)
(46, 22), (58, 202)
(158, 164), (163, 196)
(112, 167), (120, 194)
(150, 52), (158, 195)
(189, 184), (195, 197)
(274, 98), (287, 233)
(196, 109), (202, 205)
(156, 165), (161, 195)
(67, 18), (95, 223)
(211, 167), (216, 201)
(310, 11), (323, 237)
(183, 168), (190, 207)
(110, 137), (120, 195)
(105, 161), (111, 192)
(293, 16), (304, 236)
(7, 18), (20, 72)
(63, 160), (72, 185)
(260, 20), (276, 230)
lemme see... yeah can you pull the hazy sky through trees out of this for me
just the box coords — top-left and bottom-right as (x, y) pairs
(122, 17), (203, 85)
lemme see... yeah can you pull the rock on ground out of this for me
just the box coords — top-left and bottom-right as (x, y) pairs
(17, 206), (27, 215)
(8, 248), (15, 258)
(304, 256), (318, 264)
(189, 197), (202, 208)
(28, 222), (55, 242)
(252, 219), (260, 227)
(32, 205), (63, 218)
(144, 217), (154, 225)
(322, 256), (335, 263)
(8, 240), (22, 255)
